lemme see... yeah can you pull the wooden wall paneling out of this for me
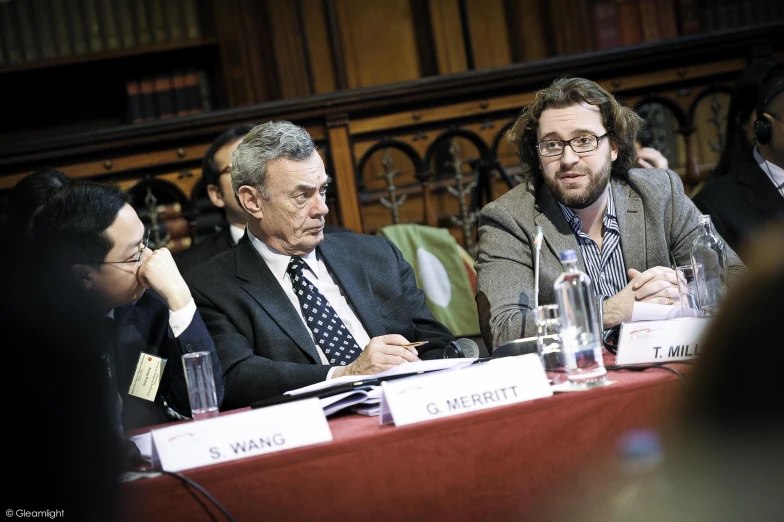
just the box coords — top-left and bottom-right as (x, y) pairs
(334, 0), (422, 89)
(239, 0), (280, 102)
(349, 92), (534, 135)
(301, 0), (338, 94)
(114, 168), (204, 198)
(265, 0), (314, 99)
(212, 0), (267, 106)
(326, 115), (363, 232)
(408, 0), (439, 78)
(596, 59), (747, 94)
(503, 0), (549, 62)
(465, 0), (513, 69)
(428, 0), (468, 74)
(0, 144), (211, 191)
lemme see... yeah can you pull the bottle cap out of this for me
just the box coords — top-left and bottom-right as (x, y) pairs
(559, 249), (578, 263)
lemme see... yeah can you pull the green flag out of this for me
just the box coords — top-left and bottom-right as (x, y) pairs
(378, 224), (480, 336)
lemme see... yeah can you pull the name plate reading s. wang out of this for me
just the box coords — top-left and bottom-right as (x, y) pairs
(151, 398), (332, 472)
(616, 317), (712, 365)
(379, 354), (552, 427)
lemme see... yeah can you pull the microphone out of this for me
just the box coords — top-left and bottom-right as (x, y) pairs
(491, 337), (539, 359)
(444, 338), (480, 359)
(533, 226), (544, 309)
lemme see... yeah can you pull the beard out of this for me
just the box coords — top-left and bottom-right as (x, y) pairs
(543, 150), (613, 209)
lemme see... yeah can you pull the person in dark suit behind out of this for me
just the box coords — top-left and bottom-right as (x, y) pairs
(6, 168), (70, 247)
(33, 181), (223, 430)
(186, 121), (454, 409)
(174, 125), (256, 275)
(693, 62), (784, 257)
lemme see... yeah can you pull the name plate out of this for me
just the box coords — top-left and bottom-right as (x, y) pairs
(151, 398), (332, 472)
(379, 354), (552, 426)
(616, 317), (712, 365)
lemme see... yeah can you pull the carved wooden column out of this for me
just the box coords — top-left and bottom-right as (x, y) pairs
(326, 114), (363, 233)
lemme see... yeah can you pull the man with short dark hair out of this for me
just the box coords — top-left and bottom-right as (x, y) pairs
(693, 63), (784, 256)
(475, 77), (748, 349)
(34, 181), (223, 430)
(186, 121), (453, 408)
(175, 125), (256, 274)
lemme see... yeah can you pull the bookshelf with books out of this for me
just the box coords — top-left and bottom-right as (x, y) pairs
(0, 0), (220, 144)
(0, 1), (782, 249)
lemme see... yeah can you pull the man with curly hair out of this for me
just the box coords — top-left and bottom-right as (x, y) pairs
(475, 77), (747, 350)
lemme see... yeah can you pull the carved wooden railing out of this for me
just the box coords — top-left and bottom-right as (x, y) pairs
(1, 25), (782, 255)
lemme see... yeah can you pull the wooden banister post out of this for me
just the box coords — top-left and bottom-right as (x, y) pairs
(326, 114), (364, 233)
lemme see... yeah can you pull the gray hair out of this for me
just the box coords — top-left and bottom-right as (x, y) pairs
(231, 120), (316, 199)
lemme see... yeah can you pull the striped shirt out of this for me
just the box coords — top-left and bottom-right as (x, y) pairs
(558, 191), (627, 300)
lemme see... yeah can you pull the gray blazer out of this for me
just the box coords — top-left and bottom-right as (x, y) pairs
(475, 168), (748, 350)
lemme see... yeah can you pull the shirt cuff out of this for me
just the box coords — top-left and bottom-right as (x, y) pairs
(169, 298), (196, 338)
(326, 367), (338, 380)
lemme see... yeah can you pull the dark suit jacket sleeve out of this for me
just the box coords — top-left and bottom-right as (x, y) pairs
(384, 238), (455, 352)
(692, 186), (736, 252)
(190, 285), (331, 408)
(664, 170), (748, 286)
(159, 309), (225, 416)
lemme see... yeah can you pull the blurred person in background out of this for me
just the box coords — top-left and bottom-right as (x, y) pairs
(545, 223), (784, 522)
(5, 169), (70, 247)
(2, 220), (121, 521)
(693, 61), (784, 256)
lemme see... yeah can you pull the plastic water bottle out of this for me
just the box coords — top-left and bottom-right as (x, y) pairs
(690, 214), (729, 316)
(553, 250), (607, 386)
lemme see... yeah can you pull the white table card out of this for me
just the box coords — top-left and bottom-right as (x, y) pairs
(379, 354), (552, 426)
(616, 317), (712, 365)
(151, 398), (332, 472)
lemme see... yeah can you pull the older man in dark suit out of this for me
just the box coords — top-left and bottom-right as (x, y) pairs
(475, 77), (748, 350)
(186, 121), (453, 409)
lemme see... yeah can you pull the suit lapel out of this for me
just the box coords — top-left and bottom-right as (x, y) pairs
(613, 178), (646, 274)
(113, 299), (155, 392)
(534, 184), (585, 272)
(738, 161), (784, 219)
(234, 240), (322, 363)
(318, 237), (385, 338)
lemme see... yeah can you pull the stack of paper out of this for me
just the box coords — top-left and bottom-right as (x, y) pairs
(285, 358), (476, 396)
(319, 387), (382, 416)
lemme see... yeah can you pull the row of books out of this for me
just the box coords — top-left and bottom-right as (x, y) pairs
(126, 69), (211, 123)
(554, 0), (783, 56)
(0, 0), (203, 67)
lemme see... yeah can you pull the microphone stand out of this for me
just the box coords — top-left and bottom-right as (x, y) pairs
(534, 226), (543, 309)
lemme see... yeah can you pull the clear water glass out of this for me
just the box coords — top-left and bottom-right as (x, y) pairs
(534, 305), (564, 372)
(676, 264), (702, 317)
(182, 351), (219, 421)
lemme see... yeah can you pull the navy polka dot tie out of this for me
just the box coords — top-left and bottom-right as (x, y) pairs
(287, 256), (361, 366)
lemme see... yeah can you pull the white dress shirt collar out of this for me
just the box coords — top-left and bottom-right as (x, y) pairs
(247, 228), (319, 282)
(754, 147), (784, 192)
(229, 224), (245, 245)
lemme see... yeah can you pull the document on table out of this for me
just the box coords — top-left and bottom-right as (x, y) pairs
(631, 302), (681, 322)
(285, 358), (476, 396)
(319, 386), (382, 416)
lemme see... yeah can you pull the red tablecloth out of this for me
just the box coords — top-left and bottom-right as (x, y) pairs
(122, 365), (690, 522)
